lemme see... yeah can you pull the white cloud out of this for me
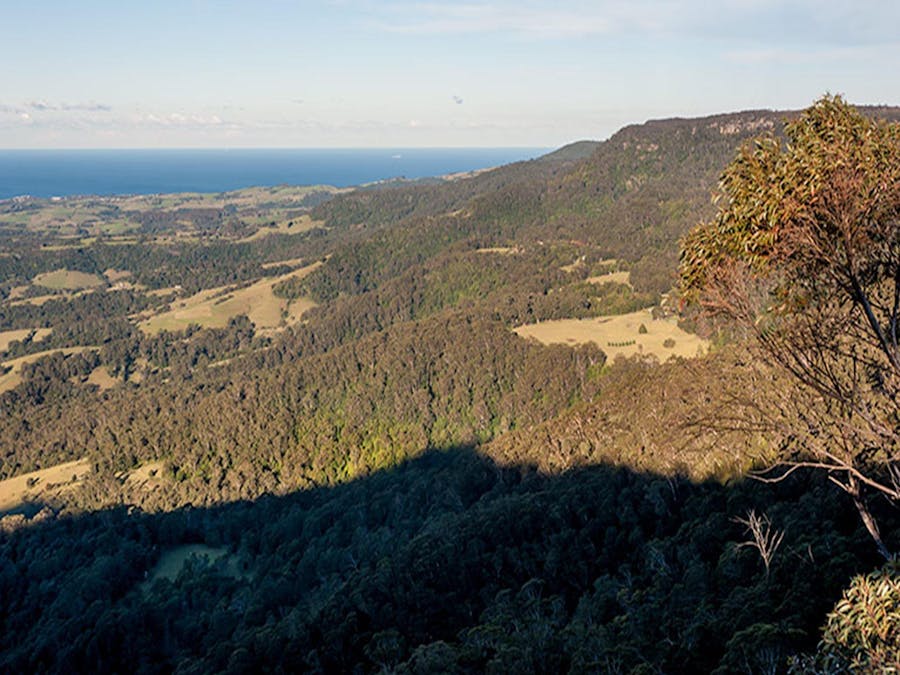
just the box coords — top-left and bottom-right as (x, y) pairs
(130, 111), (237, 129)
(27, 100), (112, 112)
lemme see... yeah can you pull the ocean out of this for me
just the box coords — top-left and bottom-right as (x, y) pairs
(0, 148), (548, 200)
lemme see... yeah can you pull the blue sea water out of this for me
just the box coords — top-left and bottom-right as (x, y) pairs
(0, 148), (548, 200)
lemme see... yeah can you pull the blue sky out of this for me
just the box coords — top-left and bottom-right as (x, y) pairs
(2, 1), (898, 148)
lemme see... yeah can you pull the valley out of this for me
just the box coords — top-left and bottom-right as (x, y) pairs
(0, 101), (897, 672)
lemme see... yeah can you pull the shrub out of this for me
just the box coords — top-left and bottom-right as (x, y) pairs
(790, 561), (900, 672)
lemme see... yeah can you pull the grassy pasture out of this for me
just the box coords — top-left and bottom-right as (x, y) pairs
(0, 328), (51, 353)
(237, 214), (321, 243)
(1, 183), (343, 240)
(0, 459), (91, 513)
(103, 268), (133, 282)
(0, 185), (338, 244)
(86, 365), (118, 390)
(0, 347), (96, 393)
(117, 184), (341, 213)
(283, 296), (318, 325)
(8, 290), (96, 307)
(144, 286), (182, 298)
(33, 269), (105, 290)
(140, 262), (321, 334)
(261, 257), (307, 270)
(586, 270), (631, 286)
(476, 246), (519, 254)
(514, 309), (708, 361)
(0, 201), (140, 237)
(124, 460), (165, 489)
(560, 258), (585, 273)
(7, 285), (29, 300)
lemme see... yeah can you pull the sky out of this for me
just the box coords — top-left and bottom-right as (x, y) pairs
(2, 0), (899, 148)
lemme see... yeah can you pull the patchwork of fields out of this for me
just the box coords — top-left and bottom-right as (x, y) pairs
(139, 261), (321, 334)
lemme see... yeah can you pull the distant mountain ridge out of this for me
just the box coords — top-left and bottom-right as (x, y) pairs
(309, 106), (850, 298)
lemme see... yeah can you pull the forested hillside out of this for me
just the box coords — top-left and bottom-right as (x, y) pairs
(1, 103), (898, 672)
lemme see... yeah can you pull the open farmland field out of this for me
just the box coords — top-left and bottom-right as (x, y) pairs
(8, 290), (95, 307)
(140, 262), (321, 334)
(0, 201), (141, 236)
(115, 184), (342, 212)
(237, 214), (321, 242)
(0, 459), (91, 514)
(0, 346), (96, 393)
(33, 269), (106, 290)
(476, 246), (520, 255)
(261, 257), (307, 270)
(514, 309), (708, 361)
(86, 365), (119, 390)
(103, 268), (133, 282)
(586, 270), (631, 286)
(0, 328), (51, 352)
(0, 185), (341, 247)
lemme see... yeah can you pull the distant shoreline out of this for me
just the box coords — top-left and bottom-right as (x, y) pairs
(0, 147), (548, 200)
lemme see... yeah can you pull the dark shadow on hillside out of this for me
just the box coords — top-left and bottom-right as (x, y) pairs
(0, 500), (50, 519)
(1, 447), (895, 674)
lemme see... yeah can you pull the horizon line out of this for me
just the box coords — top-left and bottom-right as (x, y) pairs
(0, 145), (561, 152)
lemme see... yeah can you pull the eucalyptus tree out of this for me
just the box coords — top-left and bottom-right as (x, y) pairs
(681, 95), (900, 558)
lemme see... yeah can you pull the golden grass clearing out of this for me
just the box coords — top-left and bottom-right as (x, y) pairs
(0, 347), (96, 393)
(476, 246), (519, 254)
(0, 459), (91, 513)
(39, 243), (85, 251)
(140, 262), (321, 334)
(33, 269), (106, 290)
(125, 357), (149, 384)
(8, 291), (91, 307)
(586, 271), (631, 286)
(560, 258), (586, 273)
(145, 286), (183, 298)
(442, 167), (493, 181)
(285, 297), (317, 323)
(121, 460), (166, 497)
(7, 285), (29, 300)
(86, 365), (118, 390)
(514, 309), (709, 362)
(261, 257), (308, 270)
(108, 281), (141, 292)
(0, 328), (51, 352)
(125, 460), (164, 485)
(237, 215), (320, 243)
(103, 268), (132, 282)
(96, 236), (141, 246)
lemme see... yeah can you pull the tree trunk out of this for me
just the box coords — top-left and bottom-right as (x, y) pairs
(849, 474), (892, 560)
